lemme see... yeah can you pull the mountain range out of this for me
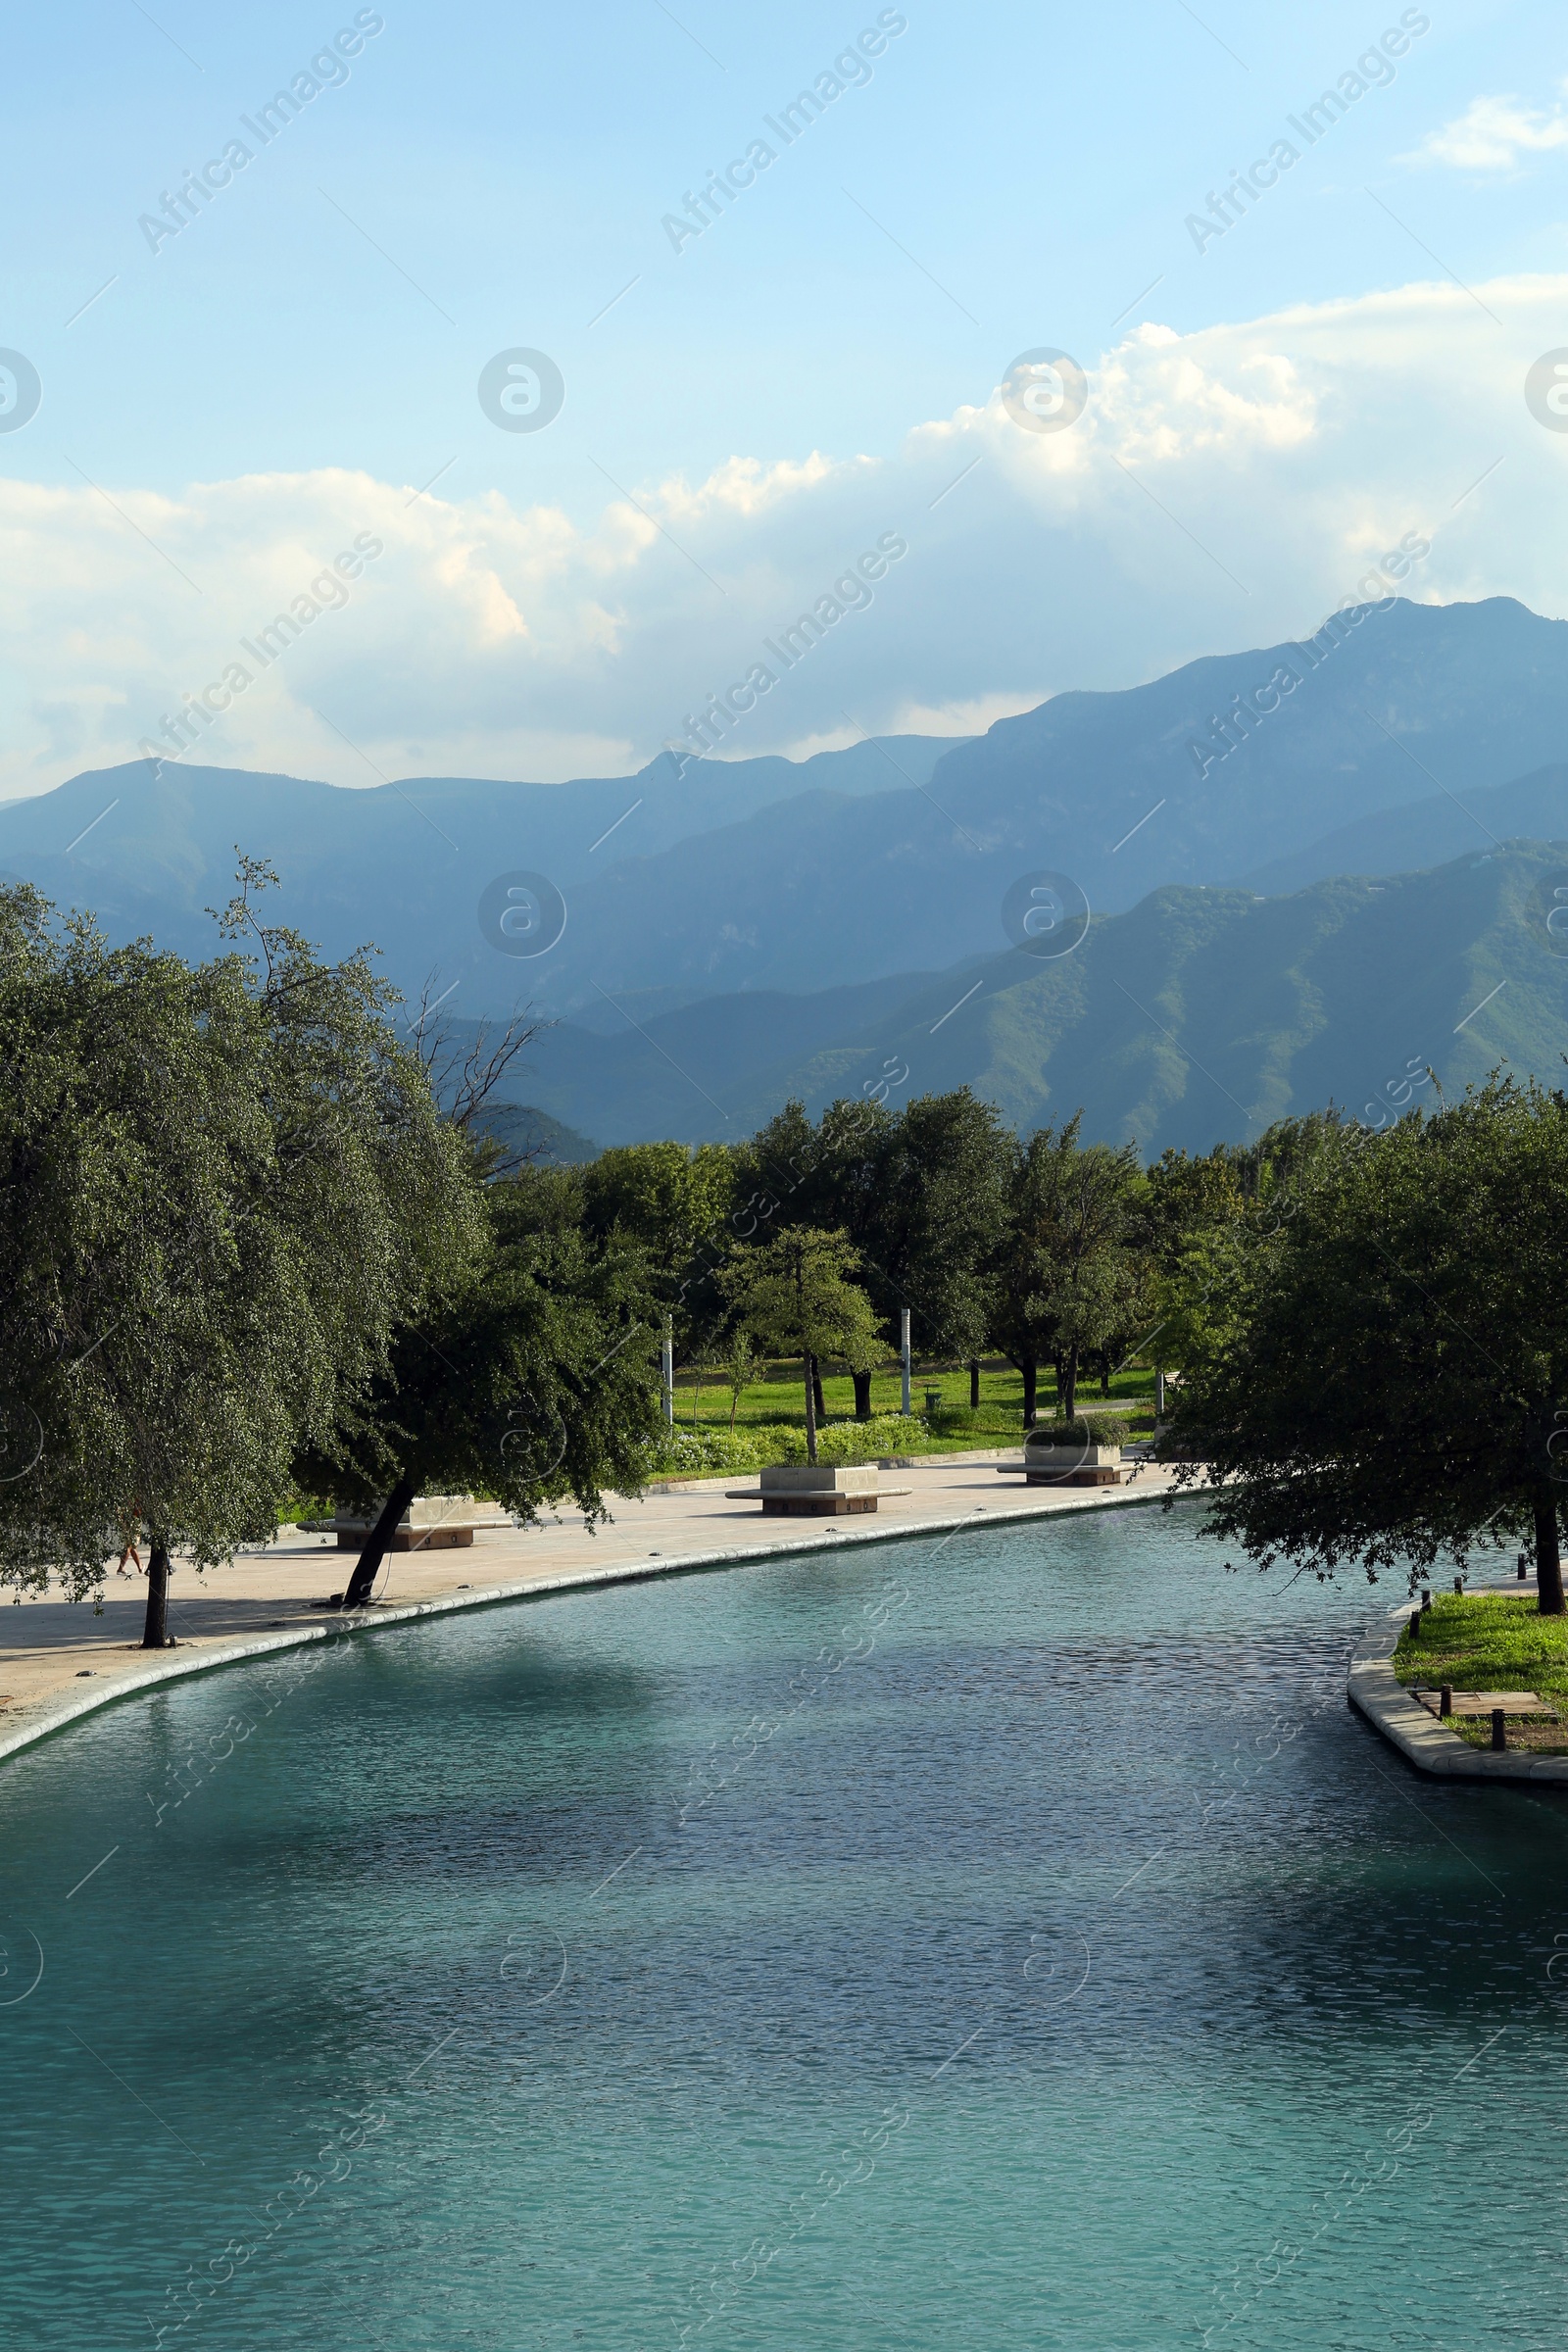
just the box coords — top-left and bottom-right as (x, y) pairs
(4, 594), (1568, 1153)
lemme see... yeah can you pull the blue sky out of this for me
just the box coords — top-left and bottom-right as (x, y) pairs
(1, 0), (1564, 795)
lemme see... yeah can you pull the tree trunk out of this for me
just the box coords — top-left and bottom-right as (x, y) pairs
(810, 1354), (826, 1422)
(1536, 1488), (1565, 1615)
(968, 1358), (981, 1411)
(1021, 1358), (1038, 1429)
(341, 1470), (417, 1609)
(1100, 1352), (1111, 1397)
(141, 1543), (172, 1647)
(853, 1369), (872, 1422)
(729, 1390), (739, 1430)
(804, 1356), (818, 1465)
(1061, 1346), (1079, 1423)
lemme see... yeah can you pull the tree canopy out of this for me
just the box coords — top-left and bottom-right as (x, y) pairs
(0, 866), (475, 1642)
(719, 1226), (882, 1464)
(992, 1117), (1146, 1423)
(308, 1161), (664, 1605)
(1166, 1080), (1568, 1612)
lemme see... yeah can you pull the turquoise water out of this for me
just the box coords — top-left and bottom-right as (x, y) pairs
(3, 1501), (1567, 2350)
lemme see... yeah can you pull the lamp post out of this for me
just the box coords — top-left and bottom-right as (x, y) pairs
(901, 1308), (911, 1417)
(662, 1317), (674, 1427)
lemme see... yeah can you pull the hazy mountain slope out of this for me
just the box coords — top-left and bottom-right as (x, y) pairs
(6, 597), (1568, 1022)
(0, 734), (956, 1006)
(1239, 761), (1568, 895)
(483, 596), (1568, 1006)
(495, 968), (948, 1142)
(917, 594), (1568, 914)
(512, 843), (1568, 1154)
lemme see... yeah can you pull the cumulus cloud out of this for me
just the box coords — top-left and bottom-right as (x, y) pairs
(1407, 87), (1568, 171)
(3, 270), (1567, 802)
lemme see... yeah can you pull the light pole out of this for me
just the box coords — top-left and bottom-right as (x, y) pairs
(662, 1317), (674, 1426)
(901, 1308), (911, 1416)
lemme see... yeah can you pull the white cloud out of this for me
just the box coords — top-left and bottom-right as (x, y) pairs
(1407, 88), (1568, 171)
(4, 271), (1568, 803)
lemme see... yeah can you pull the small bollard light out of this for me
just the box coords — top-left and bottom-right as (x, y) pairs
(1453, 1576), (1464, 1594)
(1519, 1553), (1529, 1581)
(1492, 1708), (1506, 1751)
(1440, 1685), (1452, 1717)
(1421, 1588), (1432, 1610)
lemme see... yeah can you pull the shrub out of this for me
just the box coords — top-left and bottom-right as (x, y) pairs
(643, 1412), (938, 1479)
(643, 1426), (781, 1478)
(1025, 1416), (1129, 1450)
(816, 1414), (924, 1463)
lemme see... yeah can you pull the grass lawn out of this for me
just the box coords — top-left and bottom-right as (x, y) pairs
(671, 1358), (1156, 1453)
(1393, 1591), (1568, 1750)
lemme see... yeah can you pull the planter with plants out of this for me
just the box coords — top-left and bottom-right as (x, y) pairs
(717, 1226), (888, 1514)
(1012, 1416), (1129, 1487)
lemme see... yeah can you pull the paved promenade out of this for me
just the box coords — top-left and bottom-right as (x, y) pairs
(0, 1451), (1196, 1766)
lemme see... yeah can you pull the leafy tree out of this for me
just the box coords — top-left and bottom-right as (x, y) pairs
(308, 1162), (663, 1607)
(992, 1116), (1144, 1424)
(723, 1329), (757, 1430)
(1142, 1144), (1249, 1381)
(0, 867), (473, 1645)
(1168, 1079), (1568, 1613)
(733, 1098), (890, 1409)
(719, 1227), (881, 1464)
(735, 1091), (1007, 1416)
(582, 1140), (736, 1357)
(858, 1090), (1011, 1390)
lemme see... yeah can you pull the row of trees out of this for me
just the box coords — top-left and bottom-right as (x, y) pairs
(0, 871), (662, 1643)
(581, 1098), (1146, 1433)
(574, 1093), (1284, 1441)
(555, 1075), (1568, 1612)
(12, 864), (1554, 1626)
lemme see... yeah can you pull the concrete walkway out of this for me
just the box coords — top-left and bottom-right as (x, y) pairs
(0, 1453), (1196, 1770)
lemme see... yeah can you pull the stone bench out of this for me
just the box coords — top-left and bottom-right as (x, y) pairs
(725, 1465), (885, 1516)
(329, 1494), (477, 1550)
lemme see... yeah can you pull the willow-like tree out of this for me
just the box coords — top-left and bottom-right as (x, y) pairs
(0, 866), (477, 1645)
(718, 1227), (881, 1463)
(1166, 1080), (1568, 1612)
(305, 1161), (663, 1608)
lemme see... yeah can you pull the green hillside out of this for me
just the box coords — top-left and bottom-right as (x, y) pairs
(516, 841), (1568, 1152)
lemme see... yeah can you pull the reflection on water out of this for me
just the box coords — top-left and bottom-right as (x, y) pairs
(2, 1500), (1566, 2349)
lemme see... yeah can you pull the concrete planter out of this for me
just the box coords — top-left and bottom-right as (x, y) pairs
(1019, 1443), (1124, 1488)
(331, 1494), (477, 1550)
(756, 1463), (880, 1516)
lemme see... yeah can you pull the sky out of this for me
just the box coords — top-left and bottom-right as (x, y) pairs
(1, 0), (1565, 799)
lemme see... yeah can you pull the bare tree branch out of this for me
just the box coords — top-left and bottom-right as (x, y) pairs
(408, 982), (554, 1175)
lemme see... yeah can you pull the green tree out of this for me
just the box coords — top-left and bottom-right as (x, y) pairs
(734, 1091), (1008, 1416)
(582, 1140), (736, 1358)
(719, 1227), (881, 1464)
(0, 867), (473, 1645)
(732, 1098), (890, 1411)
(1168, 1080), (1568, 1613)
(723, 1328), (757, 1429)
(992, 1116), (1144, 1424)
(859, 1090), (1011, 1395)
(309, 1162), (663, 1608)
(1142, 1144), (1249, 1382)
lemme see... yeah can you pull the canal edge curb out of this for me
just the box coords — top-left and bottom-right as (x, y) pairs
(1348, 1597), (1568, 1784)
(0, 1479), (1185, 1779)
